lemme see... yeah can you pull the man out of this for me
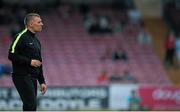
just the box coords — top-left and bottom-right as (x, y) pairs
(8, 13), (47, 111)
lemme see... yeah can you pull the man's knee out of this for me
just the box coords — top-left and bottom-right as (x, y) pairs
(23, 100), (37, 111)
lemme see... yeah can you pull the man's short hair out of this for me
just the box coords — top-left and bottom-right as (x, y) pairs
(24, 13), (40, 27)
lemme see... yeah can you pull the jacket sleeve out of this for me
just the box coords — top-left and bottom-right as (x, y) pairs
(8, 36), (31, 65)
(37, 65), (46, 84)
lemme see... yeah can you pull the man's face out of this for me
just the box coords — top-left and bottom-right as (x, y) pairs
(30, 16), (43, 32)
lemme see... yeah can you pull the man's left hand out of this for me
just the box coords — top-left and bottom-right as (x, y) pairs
(40, 83), (47, 95)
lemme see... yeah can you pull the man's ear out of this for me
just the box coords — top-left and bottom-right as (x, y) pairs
(29, 21), (34, 27)
(30, 23), (33, 27)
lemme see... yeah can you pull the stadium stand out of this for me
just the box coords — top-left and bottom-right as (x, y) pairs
(0, 6), (171, 87)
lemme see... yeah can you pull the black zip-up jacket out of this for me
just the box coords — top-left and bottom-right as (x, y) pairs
(8, 28), (45, 84)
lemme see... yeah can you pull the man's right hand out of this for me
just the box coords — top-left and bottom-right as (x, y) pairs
(31, 59), (41, 67)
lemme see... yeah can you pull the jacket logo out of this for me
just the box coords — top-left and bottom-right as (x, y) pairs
(29, 43), (33, 45)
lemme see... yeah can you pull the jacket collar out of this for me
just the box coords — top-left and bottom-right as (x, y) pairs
(27, 29), (35, 37)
